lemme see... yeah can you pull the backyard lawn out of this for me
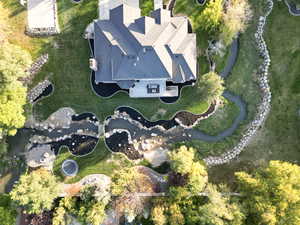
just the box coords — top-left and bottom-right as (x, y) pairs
(208, 1), (300, 186)
(1, 0), (299, 191)
(53, 140), (133, 183)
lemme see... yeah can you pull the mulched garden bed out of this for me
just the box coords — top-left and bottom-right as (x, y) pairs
(49, 134), (98, 156)
(105, 131), (143, 160)
(160, 80), (195, 104)
(91, 72), (128, 97)
(117, 100), (216, 130)
(32, 84), (54, 103)
(23, 211), (53, 225)
(117, 106), (178, 130)
(175, 100), (216, 127)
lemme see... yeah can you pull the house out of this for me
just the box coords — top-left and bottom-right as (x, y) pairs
(88, 0), (197, 98)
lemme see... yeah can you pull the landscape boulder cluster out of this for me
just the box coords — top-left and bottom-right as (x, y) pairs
(27, 79), (53, 103)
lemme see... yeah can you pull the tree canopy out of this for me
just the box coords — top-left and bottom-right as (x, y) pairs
(197, 71), (224, 103)
(112, 167), (155, 222)
(168, 146), (208, 194)
(198, 0), (223, 31)
(220, 0), (252, 45)
(10, 169), (61, 214)
(236, 160), (300, 225)
(0, 41), (31, 137)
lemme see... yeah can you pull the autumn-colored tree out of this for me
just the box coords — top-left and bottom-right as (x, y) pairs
(236, 161), (300, 225)
(0, 81), (27, 136)
(198, 0), (223, 31)
(220, 0), (252, 45)
(112, 167), (156, 222)
(0, 41), (32, 137)
(191, 184), (245, 225)
(168, 146), (208, 194)
(10, 169), (61, 214)
(151, 202), (167, 225)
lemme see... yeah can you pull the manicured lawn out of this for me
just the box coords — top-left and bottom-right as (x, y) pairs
(173, 0), (261, 157)
(3, 0), (299, 188)
(30, 0), (209, 122)
(194, 99), (241, 136)
(1, 0), (209, 182)
(53, 139), (133, 183)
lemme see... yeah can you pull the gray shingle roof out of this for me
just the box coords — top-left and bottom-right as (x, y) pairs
(93, 0), (197, 85)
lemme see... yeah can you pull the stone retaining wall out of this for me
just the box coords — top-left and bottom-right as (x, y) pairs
(27, 79), (52, 103)
(204, 0), (273, 166)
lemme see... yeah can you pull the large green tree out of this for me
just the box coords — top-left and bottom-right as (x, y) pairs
(0, 81), (27, 136)
(0, 41), (31, 83)
(197, 71), (224, 103)
(10, 169), (61, 214)
(0, 41), (31, 137)
(151, 185), (244, 225)
(186, 184), (245, 225)
(168, 146), (208, 194)
(236, 161), (300, 225)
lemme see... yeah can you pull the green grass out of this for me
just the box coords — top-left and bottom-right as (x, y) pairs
(53, 139), (133, 183)
(172, 0), (261, 157)
(1, 0), (209, 181)
(3, 0), (299, 189)
(194, 99), (241, 136)
(30, 0), (209, 122)
(208, 1), (300, 187)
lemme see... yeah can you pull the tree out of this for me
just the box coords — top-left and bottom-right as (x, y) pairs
(0, 41), (31, 137)
(151, 203), (167, 225)
(112, 167), (156, 222)
(53, 197), (76, 225)
(191, 184), (245, 225)
(168, 146), (208, 194)
(0, 41), (32, 83)
(86, 201), (106, 225)
(141, 0), (154, 16)
(0, 81), (27, 136)
(10, 169), (61, 214)
(168, 146), (195, 174)
(198, 0), (223, 31)
(0, 194), (17, 225)
(220, 0), (252, 45)
(235, 161), (300, 225)
(197, 72), (224, 103)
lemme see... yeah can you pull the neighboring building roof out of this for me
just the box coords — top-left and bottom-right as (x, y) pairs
(93, 0), (197, 85)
